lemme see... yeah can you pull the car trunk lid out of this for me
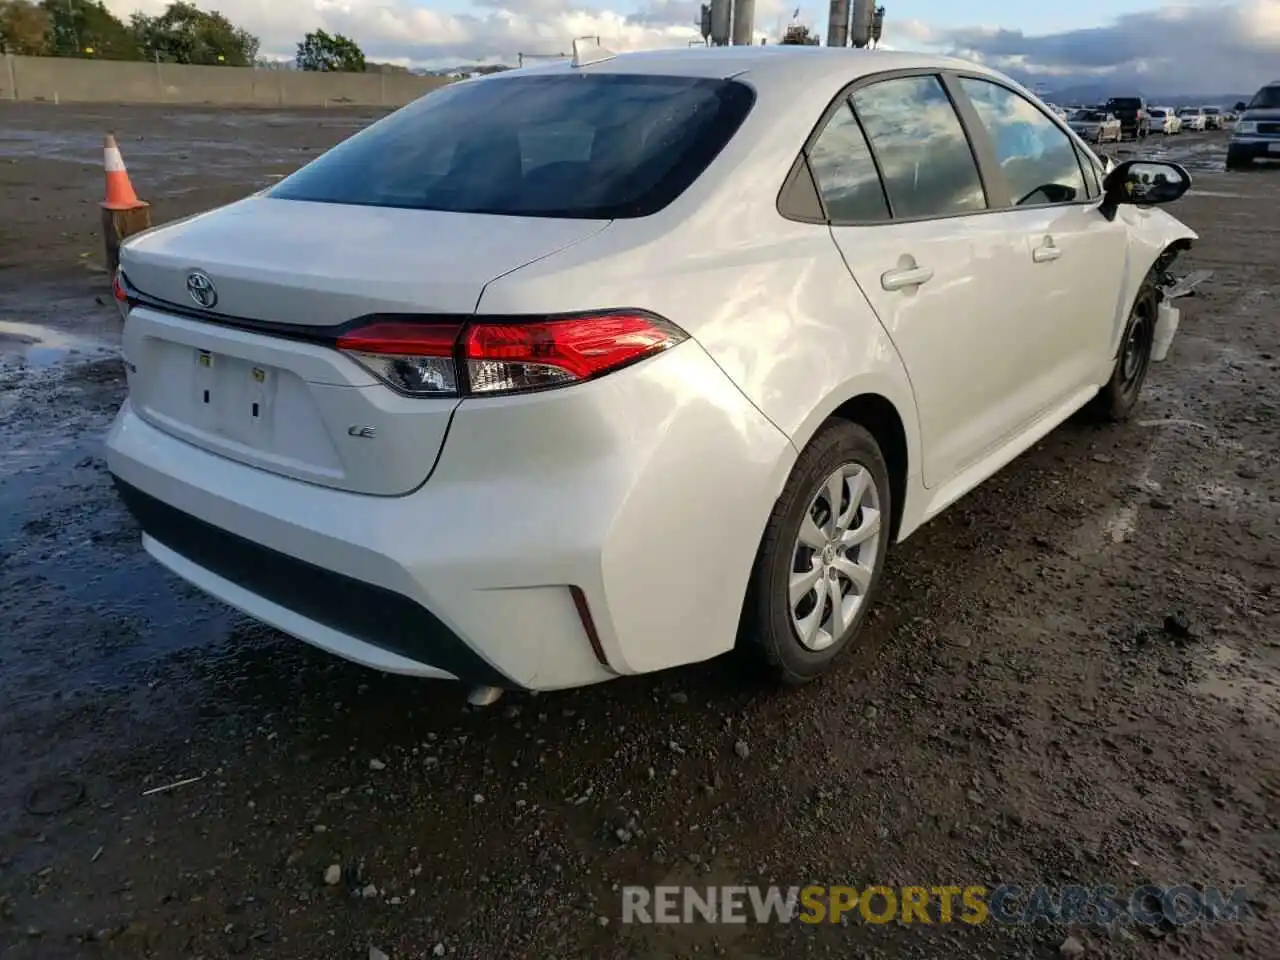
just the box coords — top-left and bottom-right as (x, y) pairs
(122, 196), (608, 324)
(119, 197), (609, 495)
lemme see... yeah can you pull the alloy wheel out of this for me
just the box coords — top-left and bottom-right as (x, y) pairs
(788, 464), (883, 652)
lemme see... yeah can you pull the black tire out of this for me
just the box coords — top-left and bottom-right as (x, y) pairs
(1087, 281), (1159, 422)
(740, 421), (891, 684)
(1226, 153), (1252, 171)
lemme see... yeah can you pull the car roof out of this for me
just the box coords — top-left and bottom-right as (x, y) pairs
(496, 46), (996, 86)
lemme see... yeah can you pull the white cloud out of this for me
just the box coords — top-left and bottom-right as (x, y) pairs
(104, 0), (727, 66)
(919, 1), (1280, 95)
(102, 0), (1280, 91)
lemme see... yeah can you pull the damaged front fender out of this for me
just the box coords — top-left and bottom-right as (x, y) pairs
(1121, 205), (1198, 273)
(1108, 206), (1199, 355)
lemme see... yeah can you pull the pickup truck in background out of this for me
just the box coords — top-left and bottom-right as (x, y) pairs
(1228, 81), (1280, 169)
(1105, 96), (1150, 140)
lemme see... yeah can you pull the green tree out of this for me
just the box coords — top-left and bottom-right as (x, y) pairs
(130, 1), (258, 67)
(41, 0), (141, 59)
(295, 29), (366, 72)
(0, 0), (52, 54)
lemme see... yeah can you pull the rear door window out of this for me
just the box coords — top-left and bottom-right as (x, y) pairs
(958, 77), (1086, 207)
(851, 75), (987, 219)
(270, 74), (755, 219)
(806, 101), (890, 222)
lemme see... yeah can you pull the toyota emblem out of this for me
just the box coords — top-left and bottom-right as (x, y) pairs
(186, 271), (217, 310)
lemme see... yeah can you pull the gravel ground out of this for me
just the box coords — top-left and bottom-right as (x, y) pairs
(0, 106), (1277, 960)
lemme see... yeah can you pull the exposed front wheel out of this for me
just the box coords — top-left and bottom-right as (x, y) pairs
(740, 421), (891, 684)
(1088, 283), (1158, 422)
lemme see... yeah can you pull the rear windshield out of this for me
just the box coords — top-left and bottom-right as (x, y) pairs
(1107, 98), (1141, 109)
(1178, 107), (1199, 115)
(269, 73), (756, 219)
(1075, 111), (1104, 121)
(1248, 86), (1280, 109)
(1204, 107), (1220, 114)
(1148, 109), (1166, 117)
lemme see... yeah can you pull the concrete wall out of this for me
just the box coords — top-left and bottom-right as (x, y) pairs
(1, 55), (450, 107)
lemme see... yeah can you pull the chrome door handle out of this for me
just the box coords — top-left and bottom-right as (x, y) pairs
(881, 266), (934, 291)
(1032, 242), (1062, 263)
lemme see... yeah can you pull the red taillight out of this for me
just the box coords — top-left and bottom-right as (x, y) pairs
(336, 322), (463, 396)
(111, 269), (131, 319)
(463, 313), (686, 395)
(335, 312), (686, 398)
(335, 322), (461, 357)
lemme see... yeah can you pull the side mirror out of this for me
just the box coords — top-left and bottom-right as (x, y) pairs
(1234, 101), (1247, 112)
(1099, 159), (1191, 221)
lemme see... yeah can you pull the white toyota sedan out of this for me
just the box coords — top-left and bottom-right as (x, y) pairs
(1068, 109), (1122, 142)
(1178, 106), (1208, 131)
(106, 47), (1196, 696)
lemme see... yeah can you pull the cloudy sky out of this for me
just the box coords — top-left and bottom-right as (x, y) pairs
(102, 0), (1280, 93)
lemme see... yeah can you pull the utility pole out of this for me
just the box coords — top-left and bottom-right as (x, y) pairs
(730, 0), (755, 45)
(826, 0), (849, 48)
(849, 0), (873, 48)
(870, 6), (885, 47)
(709, 0), (731, 46)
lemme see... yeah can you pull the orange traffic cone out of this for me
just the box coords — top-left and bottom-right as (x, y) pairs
(100, 133), (152, 276)
(102, 134), (147, 212)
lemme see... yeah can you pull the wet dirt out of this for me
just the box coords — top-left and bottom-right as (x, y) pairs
(1, 109), (1278, 959)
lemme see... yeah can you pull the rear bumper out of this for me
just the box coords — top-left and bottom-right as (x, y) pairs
(113, 478), (509, 685)
(105, 341), (795, 690)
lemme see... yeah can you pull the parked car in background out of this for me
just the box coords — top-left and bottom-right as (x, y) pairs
(1104, 96), (1149, 139)
(104, 49), (1198, 693)
(1148, 107), (1181, 135)
(1177, 106), (1207, 131)
(1202, 106), (1224, 130)
(1228, 80), (1280, 169)
(1070, 109), (1122, 143)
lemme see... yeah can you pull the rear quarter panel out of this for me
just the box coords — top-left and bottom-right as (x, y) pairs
(477, 67), (924, 491)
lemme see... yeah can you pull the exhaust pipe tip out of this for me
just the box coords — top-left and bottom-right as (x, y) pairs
(466, 685), (504, 707)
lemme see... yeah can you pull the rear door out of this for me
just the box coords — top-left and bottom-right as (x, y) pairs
(811, 73), (1039, 487)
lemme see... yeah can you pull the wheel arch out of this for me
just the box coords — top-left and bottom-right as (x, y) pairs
(799, 390), (915, 544)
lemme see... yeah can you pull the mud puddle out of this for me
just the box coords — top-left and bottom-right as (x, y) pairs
(0, 319), (115, 369)
(1104, 131), (1232, 174)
